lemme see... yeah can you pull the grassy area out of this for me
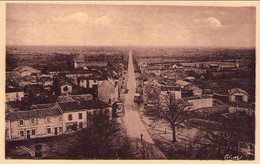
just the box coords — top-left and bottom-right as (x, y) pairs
(138, 103), (254, 159)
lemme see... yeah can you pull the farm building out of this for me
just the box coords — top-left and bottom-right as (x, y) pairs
(6, 77), (24, 102)
(175, 80), (193, 90)
(13, 66), (41, 77)
(185, 76), (195, 82)
(191, 86), (203, 96)
(228, 88), (249, 103)
(183, 96), (213, 110)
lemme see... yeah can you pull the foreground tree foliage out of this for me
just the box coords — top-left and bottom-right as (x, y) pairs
(67, 113), (131, 159)
(192, 114), (255, 159)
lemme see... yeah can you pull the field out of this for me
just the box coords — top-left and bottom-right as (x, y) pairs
(6, 45), (129, 71)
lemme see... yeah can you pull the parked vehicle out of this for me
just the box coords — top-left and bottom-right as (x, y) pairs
(134, 93), (141, 103)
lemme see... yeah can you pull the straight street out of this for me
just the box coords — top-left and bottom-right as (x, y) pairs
(123, 49), (166, 159)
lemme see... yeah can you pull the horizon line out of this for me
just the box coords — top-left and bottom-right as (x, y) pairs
(6, 44), (255, 49)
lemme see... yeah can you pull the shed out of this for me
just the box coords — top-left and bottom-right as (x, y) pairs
(228, 88), (249, 103)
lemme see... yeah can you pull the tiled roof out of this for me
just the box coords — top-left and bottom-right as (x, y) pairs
(185, 76), (195, 80)
(228, 88), (249, 96)
(145, 85), (160, 94)
(6, 71), (22, 79)
(77, 75), (107, 81)
(57, 102), (83, 112)
(161, 86), (181, 91)
(146, 65), (165, 70)
(147, 93), (159, 103)
(13, 66), (40, 74)
(176, 80), (191, 86)
(183, 95), (202, 100)
(6, 77), (24, 93)
(79, 100), (111, 109)
(31, 103), (56, 109)
(6, 107), (61, 121)
(57, 100), (110, 112)
(57, 76), (73, 86)
(56, 94), (93, 102)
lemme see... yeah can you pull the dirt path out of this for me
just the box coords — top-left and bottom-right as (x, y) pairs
(123, 49), (166, 159)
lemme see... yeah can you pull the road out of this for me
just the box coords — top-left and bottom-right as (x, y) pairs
(123, 49), (166, 159)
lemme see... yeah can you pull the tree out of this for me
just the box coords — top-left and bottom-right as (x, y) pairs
(185, 70), (198, 78)
(150, 92), (191, 143)
(68, 112), (131, 159)
(192, 115), (253, 159)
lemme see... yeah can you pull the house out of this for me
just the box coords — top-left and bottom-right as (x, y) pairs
(75, 72), (118, 104)
(228, 106), (254, 117)
(159, 88), (182, 108)
(145, 65), (166, 76)
(39, 74), (53, 87)
(78, 76), (100, 89)
(145, 84), (161, 107)
(56, 94), (93, 103)
(73, 55), (108, 69)
(191, 86), (203, 96)
(53, 76), (74, 96)
(65, 69), (101, 85)
(57, 102), (88, 132)
(147, 93), (159, 107)
(228, 88), (249, 103)
(6, 77), (24, 102)
(183, 95), (213, 110)
(209, 64), (219, 71)
(57, 100), (111, 132)
(6, 71), (22, 79)
(139, 63), (148, 73)
(5, 96), (112, 141)
(175, 80), (193, 90)
(98, 78), (118, 104)
(203, 89), (213, 97)
(13, 66), (41, 77)
(185, 76), (195, 82)
(160, 86), (182, 100)
(5, 105), (63, 141)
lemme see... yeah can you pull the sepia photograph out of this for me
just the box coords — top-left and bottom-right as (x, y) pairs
(3, 1), (257, 161)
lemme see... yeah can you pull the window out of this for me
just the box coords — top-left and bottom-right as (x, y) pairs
(79, 122), (83, 128)
(19, 131), (24, 137)
(78, 113), (83, 119)
(31, 129), (36, 136)
(47, 127), (51, 134)
(63, 86), (68, 92)
(59, 127), (63, 133)
(30, 118), (35, 125)
(18, 120), (24, 126)
(46, 117), (51, 123)
(59, 116), (62, 121)
(6, 129), (10, 139)
(68, 114), (73, 121)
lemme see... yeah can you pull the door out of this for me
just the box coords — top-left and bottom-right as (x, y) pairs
(26, 130), (30, 139)
(54, 127), (58, 135)
(72, 123), (77, 131)
(235, 95), (243, 103)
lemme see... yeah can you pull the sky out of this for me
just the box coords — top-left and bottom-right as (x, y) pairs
(6, 4), (256, 48)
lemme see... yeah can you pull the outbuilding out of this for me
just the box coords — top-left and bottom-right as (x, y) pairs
(228, 88), (249, 103)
